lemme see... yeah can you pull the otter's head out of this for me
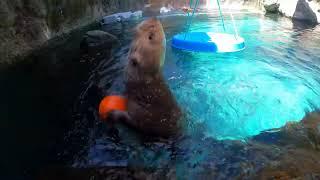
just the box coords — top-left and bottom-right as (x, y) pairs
(126, 17), (166, 83)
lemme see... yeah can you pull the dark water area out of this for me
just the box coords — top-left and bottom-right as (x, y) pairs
(0, 17), (143, 179)
(1, 12), (320, 179)
(0, 22), (105, 179)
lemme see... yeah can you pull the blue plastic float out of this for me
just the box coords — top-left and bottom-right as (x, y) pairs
(172, 0), (245, 53)
(172, 32), (245, 53)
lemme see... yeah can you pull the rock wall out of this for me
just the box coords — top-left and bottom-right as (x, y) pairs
(0, 0), (146, 64)
(1, 0), (319, 63)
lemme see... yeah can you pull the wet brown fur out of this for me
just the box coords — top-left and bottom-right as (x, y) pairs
(123, 18), (182, 138)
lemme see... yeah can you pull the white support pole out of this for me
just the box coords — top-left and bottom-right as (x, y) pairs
(230, 12), (239, 39)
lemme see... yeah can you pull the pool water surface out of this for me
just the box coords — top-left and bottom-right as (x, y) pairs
(159, 13), (320, 139)
(72, 12), (320, 176)
(4, 12), (320, 179)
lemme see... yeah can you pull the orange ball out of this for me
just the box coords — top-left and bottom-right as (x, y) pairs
(98, 95), (127, 120)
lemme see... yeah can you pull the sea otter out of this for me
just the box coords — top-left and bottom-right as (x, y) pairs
(108, 18), (182, 138)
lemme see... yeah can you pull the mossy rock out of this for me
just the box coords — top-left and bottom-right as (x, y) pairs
(24, 0), (47, 18)
(0, 1), (15, 28)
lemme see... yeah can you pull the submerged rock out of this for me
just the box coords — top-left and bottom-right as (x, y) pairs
(35, 105), (320, 179)
(284, 111), (320, 150)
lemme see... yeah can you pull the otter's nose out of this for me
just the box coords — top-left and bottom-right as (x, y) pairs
(130, 57), (138, 67)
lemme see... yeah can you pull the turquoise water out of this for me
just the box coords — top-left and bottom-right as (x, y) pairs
(66, 13), (320, 178)
(5, 12), (320, 179)
(162, 13), (320, 139)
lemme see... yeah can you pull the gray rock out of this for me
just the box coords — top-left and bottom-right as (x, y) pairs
(266, 0), (320, 24)
(264, 0), (280, 13)
(293, 0), (318, 24)
(24, 0), (47, 18)
(0, 0), (15, 28)
(81, 30), (120, 53)
(101, 11), (137, 25)
(0, 0), (145, 63)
